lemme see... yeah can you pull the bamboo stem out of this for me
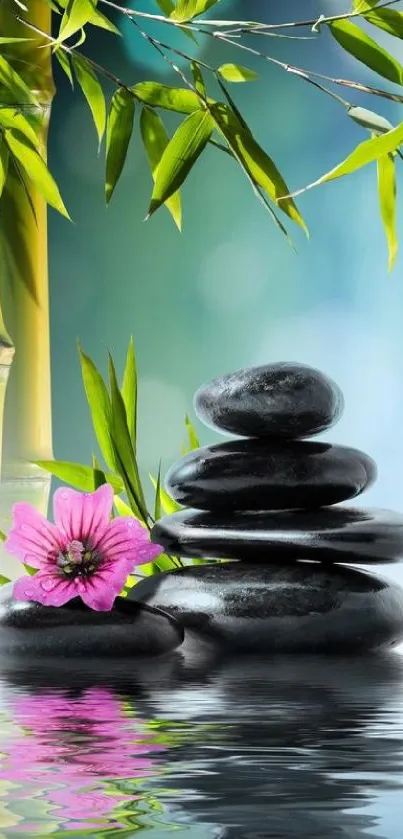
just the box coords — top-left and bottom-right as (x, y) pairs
(0, 0), (55, 477)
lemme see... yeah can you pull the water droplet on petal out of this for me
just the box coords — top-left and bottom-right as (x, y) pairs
(40, 577), (57, 592)
(61, 491), (69, 500)
(127, 520), (135, 528)
(20, 524), (27, 531)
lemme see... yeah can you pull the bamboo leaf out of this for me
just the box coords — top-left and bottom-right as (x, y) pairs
(172, 0), (220, 21)
(0, 55), (38, 106)
(191, 61), (206, 97)
(108, 354), (148, 522)
(71, 53), (106, 146)
(106, 87), (135, 203)
(356, 0), (403, 39)
(77, 344), (116, 471)
(0, 573), (10, 585)
(184, 414), (200, 451)
(0, 138), (9, 200)
(329, 20), (403, 85)
(377, 152), (398, 271)
(5, 130), (70, 218)
(60, 0), (97, 42)
(0, 108), (40, 148)
(212, 103), (307, 234)
(36, 459), (124, 493)
(54, 48), (74, 88)
(140, 106), (182, 230)
(133, 81), (202, 114)
(155, 0), (175, 12)
(0, 529), (6, 542)
(0, 37), (32, 44)
(149, 474), (182, 514)
(218, 63), (259, 83)
(89, 7), (120, 34)
(147, 109), (213, 219)
(347, 105), (394, 135)
(154, 462), (162, 520)
(114, 494), (143, 523)
(121, 336), (137, 450)
(298, 119), (403, 192)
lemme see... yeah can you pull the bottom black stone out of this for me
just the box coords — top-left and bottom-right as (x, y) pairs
(129, 562), (403, 654)
(0, 584), (184, 658)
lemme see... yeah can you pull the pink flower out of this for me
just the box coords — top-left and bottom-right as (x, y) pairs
(5, 483), (163, 611)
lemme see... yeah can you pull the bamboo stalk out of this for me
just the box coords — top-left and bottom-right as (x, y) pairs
(0, 0), (55, 478)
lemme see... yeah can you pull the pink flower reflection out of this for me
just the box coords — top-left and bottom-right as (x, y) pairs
(0, 687), (168, 831)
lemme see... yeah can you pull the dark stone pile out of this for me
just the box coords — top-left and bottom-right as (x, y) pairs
(132, 362), (403, 653)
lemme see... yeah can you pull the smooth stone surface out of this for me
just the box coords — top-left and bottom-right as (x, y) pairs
(151, 507), (403, 564)
(129, 562), (403, 653)
(0, 584), (184, 658)
(166, 439), (376, 511)
(194, 362), (344, 439)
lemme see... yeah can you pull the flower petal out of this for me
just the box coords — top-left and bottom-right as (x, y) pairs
(96, 517), (163, 571)
(77, 562), (130, 611)
(53, 484), (114, 544)
(4, 503), (63, 569)
(13, 571), (76, 607)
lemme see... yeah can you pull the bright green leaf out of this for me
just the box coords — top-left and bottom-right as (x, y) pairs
(140, 106), (182, 230)
(0, 108), (40, 148)
(36, 459), (124, 493)
(0, 37), (32, 44)
(60, 0), (97, 42)
(329, 19), (403, 85)
(218, 63), (259, 83)
(114, 494), (143, 522)
(150, 474), (182, 514)
(191, 61), (206, 97)
(172, 0), (220, 21)
(0, 55), (38, 106)
(108, 354), (148, 523)
(89, 6), (120, 34)
(154, 462), (162, 520)
(77, 344), (116, 471)
(347, 105), (394, 135)
(184, 414), (200, 451)
(105, 87), (135, 203)
(0, 573), (10, 585)
(71, 53), (106, 146)
(133, 81), (203, 114)
(121, 336), (137, 450)
(5, 130), (70, 218)
(377, 152), (398, 271)
(54, 48), (74, 88)
(356, 0), (403, 39)
(0, 529), (6, 542)
(303, 119), (403, 189)
(212, 103), (307, 234)
(0, 138), (9, 200)
(147, 109), (213, 219)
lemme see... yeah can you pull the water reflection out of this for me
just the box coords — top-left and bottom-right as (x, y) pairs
(0, 646), (402, 837)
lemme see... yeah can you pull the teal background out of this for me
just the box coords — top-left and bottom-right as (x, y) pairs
(48, 0), (403, 581)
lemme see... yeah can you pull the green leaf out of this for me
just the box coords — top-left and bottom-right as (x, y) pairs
(212, 103), (307, 234)
(121, 336), (137, 450)
(0, 37), (32, 44)
(108, 354), (148, 523)
(140, 106), (182, 230)
(356, 0), (403, 39)
(105, 87), (135, 203)
(71, 54), (106, 146)
(37, 459), (123, 493)
(171, 0), (220, 21)
(347, 105), (394, 135)
(0, 138), (9, 200)
(78, 344), (116, 471)
(302, 119), (403, 189)
(191, 61), (206, 97)
(0, 108), (40, 148)
(59, 0), (97, 42)
(184, 414), (200, 451)
(89, 6), (120, 34)
(5, 130), (70, 218)
(0, 55), (38, 106)
(155, 0), (175, 12)
(147, 109), (213, 219)
(377, 152), (398, 272)
(114, 494), (143, 522)
(218, 63), (259, 83)
(133, 82), (202, 114)
(54, 48), (74, 88)
(154, 462), (162, 520)
(329, 20), (403, 85)
(150, 474), (182, 514)
(0, 573), (10, 585)
(0, 529), (6, 542)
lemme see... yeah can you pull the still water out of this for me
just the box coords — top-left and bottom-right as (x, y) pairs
(0, 635), (403, 838)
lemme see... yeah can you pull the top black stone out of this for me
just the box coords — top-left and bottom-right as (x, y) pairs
(194, 362), (344, 439)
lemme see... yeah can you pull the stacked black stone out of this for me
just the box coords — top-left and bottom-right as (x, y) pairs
(131, 363), (403, 654)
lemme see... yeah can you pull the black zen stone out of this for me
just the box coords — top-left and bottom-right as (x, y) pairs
(194, 362), (344, 439)
(129, 563), (403, 653)
(0, 584), (184, 658)
(166, 439), (376, 511)
(151, 507), (403, 564)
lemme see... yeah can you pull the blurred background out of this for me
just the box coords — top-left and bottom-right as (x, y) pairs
(47, 0), (403, 584)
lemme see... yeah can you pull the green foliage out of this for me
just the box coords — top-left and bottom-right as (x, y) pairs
(140, 106), (182, 229)
(308, 121), (403, 186)
(133, 81), (202, 113)
(377, 152), (398, 272)
(106, 88), (135, 203)
(71, 53), (106, 145)
(171, 0), (220, 21)
(218, 64), (259, 83)
(54, 48), (74, 87)
(0, 54), (38, 106)
(5, 130), (70, 218)
(36, 459), (124, 492)
(0, 573), (10, 585)
(329, 20), (403, 85)
(78, 343), (116, 471)
(59, 0), (98, 43)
